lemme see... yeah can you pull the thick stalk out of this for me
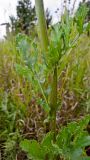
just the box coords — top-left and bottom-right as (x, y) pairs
(50, 65), (57, 142)
(35, 0), (49, 51)
(35, 0), (57, 142)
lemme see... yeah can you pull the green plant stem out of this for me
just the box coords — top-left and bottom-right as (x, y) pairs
(35, 0), (49, 51)
(50, 65), (57, 142)
(36, 74), (49, 110)
(35, 0), (57, 142)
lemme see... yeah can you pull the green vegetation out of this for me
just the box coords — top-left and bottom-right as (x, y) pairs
(0, 0), (90, 160)
(20, 116), (90, 160)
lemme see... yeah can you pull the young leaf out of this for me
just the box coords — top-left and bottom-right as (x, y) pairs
(20, 139), (44, 160)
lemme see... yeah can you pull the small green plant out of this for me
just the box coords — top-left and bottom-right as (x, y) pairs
(20, 116), (90, 160)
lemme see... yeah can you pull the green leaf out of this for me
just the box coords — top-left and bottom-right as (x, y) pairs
(76, 136), (90, 148)
(56, 116), (90, 159)
(16, 33), (30, 59)
(20, 139), (43, 160)
(15, 64), (32, 81)
(70, 148), (83, 160)
(41, 132), (52, 147)
(41, 132), (62, 158)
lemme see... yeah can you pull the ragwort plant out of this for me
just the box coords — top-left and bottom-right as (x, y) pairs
(15, 1), (90, 159)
